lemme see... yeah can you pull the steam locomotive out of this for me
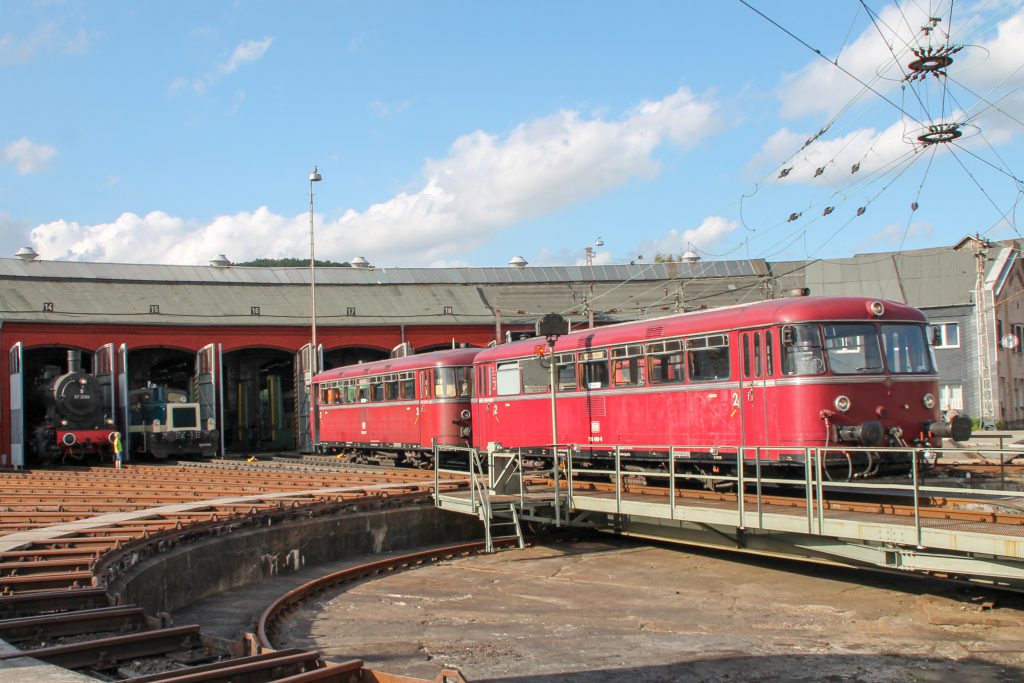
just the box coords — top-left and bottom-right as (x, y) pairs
(31, 350), (117, 464)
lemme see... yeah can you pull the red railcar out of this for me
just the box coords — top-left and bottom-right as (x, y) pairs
(312, 348), (480, 467)
(471, 296), (970, 478)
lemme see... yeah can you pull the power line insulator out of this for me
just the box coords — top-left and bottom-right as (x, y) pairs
(823, 206), (834, 216)
(856, 206), (866, 216)
(911, 201), (919, 211)
(814, 167), (825, 177)
(787, 212), (802, 222)
(851, 162), (861, 174)
(779, 167), (792, 178)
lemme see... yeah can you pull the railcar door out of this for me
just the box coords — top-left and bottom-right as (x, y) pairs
(740, 331), (771, 451)
(94, 344), (115, 426)
(417, 369), (432, 448)
(195, 343), (222, 456)
(8, 342), (23, 469)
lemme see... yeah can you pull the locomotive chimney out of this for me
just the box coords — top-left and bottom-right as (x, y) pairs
(66, 349), (82, 374)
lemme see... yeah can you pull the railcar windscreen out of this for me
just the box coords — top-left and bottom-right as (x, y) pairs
(781, 324), (825, 376)
(880, 324), (934, 373)
(823, 324), (884, 374)
(435, 366), (473, 398)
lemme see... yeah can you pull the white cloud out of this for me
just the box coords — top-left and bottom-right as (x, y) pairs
(34, 86), (724, 266)
(3, 138), (58, 174)
(171, 37), (273, 95)
(0, 21), (91, 66)
(863, 221), (934, 246)
(636, 216), (741, 260)
(219, 37), (273, 75)
(748, 119), (920, 185)
(370, 98), (413, 117)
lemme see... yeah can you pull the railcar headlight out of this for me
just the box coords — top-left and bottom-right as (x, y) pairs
(60, 419), (69, 426)
(207, 418), (216, 431)
(923, 393), (936, 409)
(460, 409), (472, 420)
(153, 419), (161, 427)
(105, 418), (114, 425)
(834, 395), (852, 413)
(867, 300), (885, 317)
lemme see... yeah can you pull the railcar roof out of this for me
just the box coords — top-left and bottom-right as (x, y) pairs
(313, 347), (482, 382)
(473, 296), (928, 361)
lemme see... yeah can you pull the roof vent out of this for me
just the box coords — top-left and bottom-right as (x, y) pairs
(682, 249), (700, 263)
(785, 288), (811, 297)
(210, 254), (231, 267)
(508, 256), (528, 269)
(350, 256), (372, 269)
(15, 246), (38, 261)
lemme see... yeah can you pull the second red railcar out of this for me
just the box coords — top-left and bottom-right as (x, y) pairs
(312, 348), (479, 467)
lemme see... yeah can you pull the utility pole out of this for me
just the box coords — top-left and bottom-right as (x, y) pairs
(974, 236), (997, 429)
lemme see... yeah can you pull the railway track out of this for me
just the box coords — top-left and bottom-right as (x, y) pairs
(0, 462), (473, 682)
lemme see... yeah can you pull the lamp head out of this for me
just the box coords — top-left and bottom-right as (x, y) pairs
(309, 166), (322, 182)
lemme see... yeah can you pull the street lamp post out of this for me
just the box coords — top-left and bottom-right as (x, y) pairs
(308, 167), (322, 453)
(309, 166), (322, 376)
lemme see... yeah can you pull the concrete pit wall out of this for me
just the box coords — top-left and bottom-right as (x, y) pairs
(112, 501), (483, 616)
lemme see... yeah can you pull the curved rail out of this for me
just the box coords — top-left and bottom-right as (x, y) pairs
(257, 539), (519, 649)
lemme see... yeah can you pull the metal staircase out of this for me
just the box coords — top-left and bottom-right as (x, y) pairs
(433, 445), (526, 552)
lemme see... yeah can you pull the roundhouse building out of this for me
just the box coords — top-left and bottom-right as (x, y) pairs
(4, 238), (1020, 469)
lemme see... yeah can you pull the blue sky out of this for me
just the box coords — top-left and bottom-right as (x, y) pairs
(2, 1), (1023, 267)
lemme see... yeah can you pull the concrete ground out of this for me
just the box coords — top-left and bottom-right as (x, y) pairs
(222, 537), (1024, 683)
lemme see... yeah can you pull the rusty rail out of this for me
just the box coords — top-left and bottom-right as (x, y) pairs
(257, 540), (519, 649)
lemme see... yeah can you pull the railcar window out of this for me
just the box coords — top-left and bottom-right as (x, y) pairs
(356, 382), (370, 403)
(781, 324), (825, 376)
(742, 335), (751, 378)
(823, 324), (883, 374)
(371, 380), (385, 402)
(400, 373), (415, 400)
(649, 351), (685, 384)
(556, 353), (576, 390)
(612, 357), (642, 386)
(345, 383), (356, 404)
(754, 332), (762, 377)
(384, 375), (400, 401)
(687, 335), (730, 381)
(522, 358), (550, 394)
(578, 350), (609, 390)
(765, 330), (774, 376)
(496, 362), (521, 396)
(881, 324), (933, 373)
(581, 361), (609, 389)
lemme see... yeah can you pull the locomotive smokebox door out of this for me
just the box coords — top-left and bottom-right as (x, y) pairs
(536, 313), (569, 339)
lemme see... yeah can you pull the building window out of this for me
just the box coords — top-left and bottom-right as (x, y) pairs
(928, 322), (960, 349)
(939, 383), (963, 412)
